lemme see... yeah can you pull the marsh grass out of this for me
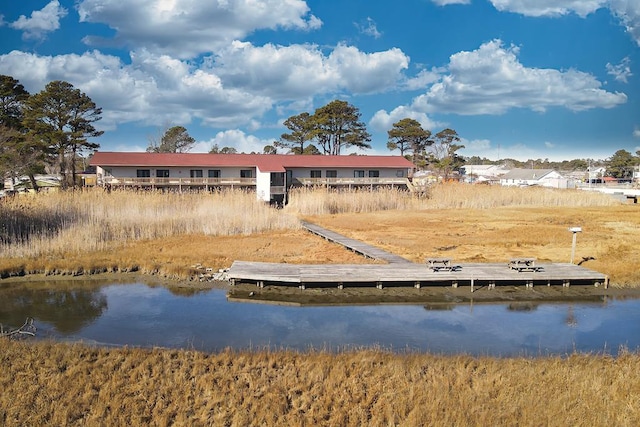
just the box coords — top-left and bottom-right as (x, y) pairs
(1, 340), (639, 426)
(0, 188), (300, 258)
(286, 183), (619, 215)
(0, 184), (635, 282)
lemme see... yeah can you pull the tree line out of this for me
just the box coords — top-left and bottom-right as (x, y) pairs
(273, 100), (465, 179)
(0, 75), (103, 190)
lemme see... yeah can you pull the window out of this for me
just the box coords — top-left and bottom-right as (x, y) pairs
(310, 170), (322, 178)
(396, 169), (405, 178)
(156, 169), (169, 178)
(208, 169), (221, 178)
(368, 170), (380, 178)
(136, 169), (150, 178)
(240, 169), (253, 178)
(190, 170), (203, 178)
(354, 170), (365, 178)
(326, 170), (337, 178)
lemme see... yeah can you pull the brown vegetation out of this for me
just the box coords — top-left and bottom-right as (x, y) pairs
(1, 340), (639, 426)
(1, 184), (638, 285)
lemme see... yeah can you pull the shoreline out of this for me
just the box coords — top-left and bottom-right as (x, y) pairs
(3, 271), (640, 305)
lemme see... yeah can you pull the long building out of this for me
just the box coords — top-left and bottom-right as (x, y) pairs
(90, 152), (415, 203)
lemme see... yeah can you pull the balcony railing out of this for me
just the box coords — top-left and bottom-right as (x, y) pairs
(101, 177), (256, 186)
(295, 177), (410, 186)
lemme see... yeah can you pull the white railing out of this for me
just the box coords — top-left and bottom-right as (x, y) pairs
(101, 177), (256, 186)
(295, 177), (410, 186)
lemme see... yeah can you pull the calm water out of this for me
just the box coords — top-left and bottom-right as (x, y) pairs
(2, 281), (639, 356)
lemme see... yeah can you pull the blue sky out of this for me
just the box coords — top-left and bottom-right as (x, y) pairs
(1, 0), (638, 161)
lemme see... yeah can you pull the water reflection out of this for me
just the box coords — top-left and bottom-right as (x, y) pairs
(1, 281), (639, 356)
(0, 283), (107, 333)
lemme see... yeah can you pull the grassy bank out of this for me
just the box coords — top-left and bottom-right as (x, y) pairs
(1, 340), (638, 426)
(1, 184), (638, 285)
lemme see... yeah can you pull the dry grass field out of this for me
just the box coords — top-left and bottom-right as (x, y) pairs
(1, 340), (639, 426)
(2, 185), (640, 426)
(1, 184), (638, 285)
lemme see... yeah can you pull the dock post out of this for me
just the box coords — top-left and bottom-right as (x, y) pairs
(605, 277), (609, 289)
(414, 281), (421, 289)
(338, 283), (343, 290)
(470, 278), (474, 293)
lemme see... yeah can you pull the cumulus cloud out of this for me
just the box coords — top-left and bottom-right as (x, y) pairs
(0, 38), (409, 132)
(77, 0), (322, 58)
(606, 57), (633, 83)
(403, 68), (442, 91)
(0, 50), (272, 131)
(488, 0), (606, 17)
(214, 41), (409, 97)
(484, 1), (640, 45)
(197, 129), (276, 153)
(413, 39), (627, 115)
(633, 128), (640, 138)
(369, 106), (442, 133)
(9, 0), (67, 40)
(609, 0), (640, 46)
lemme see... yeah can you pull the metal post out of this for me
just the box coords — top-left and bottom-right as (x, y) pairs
(569, 227), (582, 264)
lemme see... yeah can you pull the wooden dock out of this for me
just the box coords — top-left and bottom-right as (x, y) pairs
(300, 221), (412, 264)
(228, 261), (609, 291)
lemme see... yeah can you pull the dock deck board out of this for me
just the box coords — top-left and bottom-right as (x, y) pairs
(301, 221), (412, 264)
(228, 261), (609, 289)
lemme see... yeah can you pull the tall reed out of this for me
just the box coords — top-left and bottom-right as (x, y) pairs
(0, 189), (300, 259)
(285, 183), (619, 215)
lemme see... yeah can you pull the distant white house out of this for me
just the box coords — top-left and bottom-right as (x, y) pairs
(500, 169), (570, 188)
(587, 166), (607, 183)
(460, 164), (510, 183)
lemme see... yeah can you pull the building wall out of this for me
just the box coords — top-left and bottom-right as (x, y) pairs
(97, 166), (255, 179)
(256, 170), (271, 202)
(287, 167), (407, 179)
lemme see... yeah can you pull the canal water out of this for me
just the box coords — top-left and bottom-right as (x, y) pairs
(2, 281), (639, 356)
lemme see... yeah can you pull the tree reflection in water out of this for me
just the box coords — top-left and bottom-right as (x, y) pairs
(0, 286), (107, 334)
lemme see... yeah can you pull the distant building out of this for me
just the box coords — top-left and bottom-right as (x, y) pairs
(460, 164), (510, 184)
(499, 169), (570, 188)
(90, 152), (415, 204)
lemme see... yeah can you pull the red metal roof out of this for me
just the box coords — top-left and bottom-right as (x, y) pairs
(90, 152), (414, 172)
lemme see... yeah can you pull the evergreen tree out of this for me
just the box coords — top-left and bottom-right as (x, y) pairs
(147, 125), (195, 153)
(23, 81), (102, 188)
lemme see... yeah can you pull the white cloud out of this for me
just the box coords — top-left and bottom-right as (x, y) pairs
(488, 0), (606, 17)
(0, 35), (410, 133)
(197, 129), (276, 153)
(609, 0), (640, 46)
(355, 17), (382, 39)
(403, 68), (442, 90)
(485, 1), (640, 45)
(0, 50), (272, 131)
(606, 57), (633, 83)
(215, 41), (409, 97)
(544, 141), (555, 148)
(413, 39), (627, 115)
(77, 0), (322, 58)
(369, 106), (442, 133)
(431, 0), (471, 5)
(633, 128), (640, 138)
(9, 0), (67, 40)
(458, 138), (493, 158)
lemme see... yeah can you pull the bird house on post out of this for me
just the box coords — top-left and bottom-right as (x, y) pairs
(568, 227), (582, 264)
